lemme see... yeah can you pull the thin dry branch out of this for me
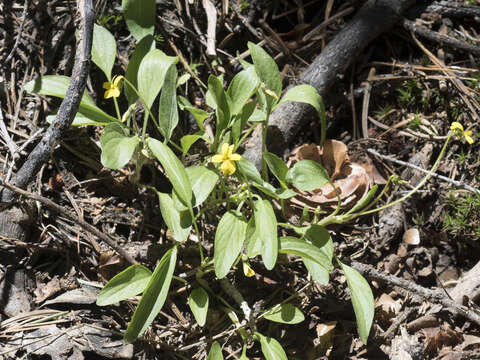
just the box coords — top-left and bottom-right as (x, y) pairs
(0, 0), (94, 202)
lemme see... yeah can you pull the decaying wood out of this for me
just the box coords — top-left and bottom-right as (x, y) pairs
(0, 0), (94, 241)
(243, 0), (416, 168)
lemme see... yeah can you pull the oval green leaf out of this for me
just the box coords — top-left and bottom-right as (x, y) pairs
(100, 123), (139, 170)
(248, 42), (282, 110)
(227, 66), (260, 116)
(159, 64), (179, 141)
(279, 236), (333, 271)
(186, 166), (219, 207)
(122, 0), (155, 41)
(254, 199), (278, 270)
(214, 211), (247, 279)
(188, 287), (209, 326)
(124, 246), (177, 344)
(96, 265), (152, 306)
(338, 260), (374, 345)
(264, 152), (288, 188)
(147, 138), (192, 207)
(125, 35), (155, 104)
(264, 303), (305, 324)
(25, 75), (117, 124)
(92, 24), (116, 81)
(157, 192), (191, 242)
(138, 49), (178, 110)
(285, 160), (330, 192)
(276, 84), (324, 115)
(255, 332), (287, 360)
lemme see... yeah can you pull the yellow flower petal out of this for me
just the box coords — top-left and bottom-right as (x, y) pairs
(220, 160), (236, 175)
(465, 133), (475, 144)
(211, 154), (224, 163)
(220, 143), (230, 157)
(230, 153), (241, 161)
(450, 122), (464, 132)
(243, 262), (255, 277)
(112, 75), (124, 86)
(103, 81), (112, 90)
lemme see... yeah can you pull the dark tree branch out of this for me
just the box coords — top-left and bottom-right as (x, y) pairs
(1, 0), (95, 202)
(402, 18), (480, 56)
(243, 0), (415, 169)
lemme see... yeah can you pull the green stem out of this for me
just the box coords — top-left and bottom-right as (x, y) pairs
(352, 132), (453, 218)
(113, 97), (121, 122)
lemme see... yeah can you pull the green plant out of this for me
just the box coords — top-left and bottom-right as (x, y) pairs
(443, 192), (480, 239)
(396, 79), (422, 107)
(24, 2), (473, 356)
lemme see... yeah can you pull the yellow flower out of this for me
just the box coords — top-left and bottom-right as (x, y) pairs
(243, 261), (255, 277)
(450, 122), (474, 144)
(212, 143), (241, 175)
(103, 75), (124, 99)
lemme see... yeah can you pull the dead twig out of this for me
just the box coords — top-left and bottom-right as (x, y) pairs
(367, 148), (480, 194)
(4, 0), (29, 64)
(0, 0), (94, 203)
(402, 18), (480, 56)
(0, 179), (138, 265)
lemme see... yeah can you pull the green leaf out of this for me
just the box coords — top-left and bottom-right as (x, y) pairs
(100, 123), (139, 170)
(251, 182), (297, 200)
(338, 261), (374, 345)
(254, 200), (278, 270)
(124, 246), (177, 343)
(279, 237), (333, 271)
(24, 75), (117, 124)
(188, 287), (209, 327)
(207, 341), (224, 360)
(214, 211), (247, 279)
(301, 225), (333, 285)
(158, 64), (179, 141)
(286, 160), (330, 192)
(236, 157), (263, 185)
(346, 185), (379, 215)
(125, 35), (155, 105)
(186, 166), (219, 207)
(180, 133), (208, 156)
(96, 265), (152, 306)
(248, 42), (282, 110)
(92, 24), (116, 81)
(255, 332), (287, 360)
(264, 152), (288, 188)
(245, 217), (262, 258)
(184, 107), (210, 131)
(232, 100), (256, 144)
(157, 192), (191, 242)
(207, 75), (231, 140)
(264, 303), (305, 324)
(147, 138), (192, 207)
(227, 66), (260, 116)
(138, 49), (178, 110)
(122, 0), (155, 41)
(276, 84), (324, 114)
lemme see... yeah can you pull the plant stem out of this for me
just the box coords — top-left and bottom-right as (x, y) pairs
(352, 132), (453, 218)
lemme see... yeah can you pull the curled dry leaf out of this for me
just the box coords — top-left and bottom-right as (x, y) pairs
(288, 141), (372, 212)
